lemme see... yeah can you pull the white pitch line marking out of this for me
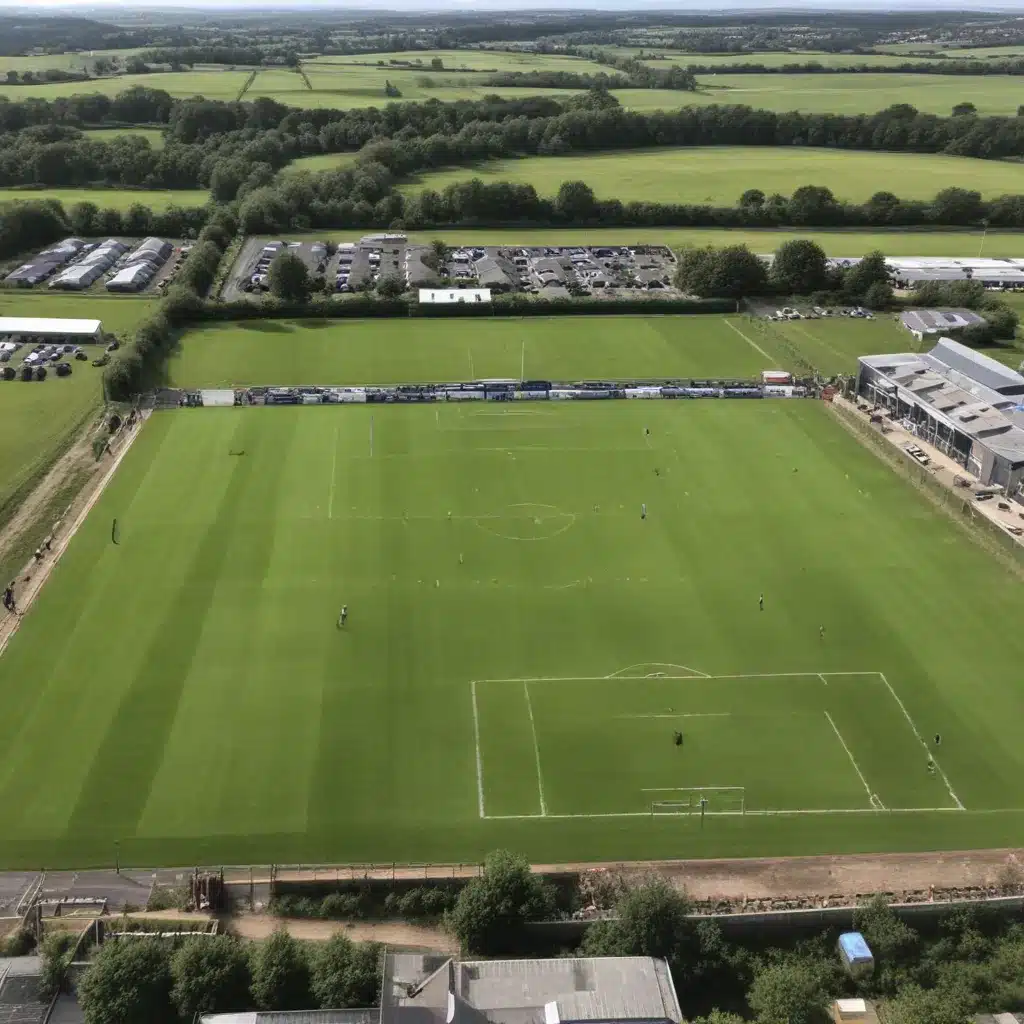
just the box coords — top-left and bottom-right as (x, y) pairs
(471, 680), (485, 818)
(483, 806), (966, 821)
(879, 671), (963, 810)
(523, 681), (547, 816)
(818, 673), (828, 687)
(824, 710), (882, 809)
(725, 319), (774, 361)
(617, 712), (732, 720)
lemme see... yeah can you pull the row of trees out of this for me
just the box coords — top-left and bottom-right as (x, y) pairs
(73, 930), (379, 1024)
(0, 197), (210, 261)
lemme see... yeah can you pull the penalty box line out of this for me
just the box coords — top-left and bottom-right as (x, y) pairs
(472, 670), (965, 819)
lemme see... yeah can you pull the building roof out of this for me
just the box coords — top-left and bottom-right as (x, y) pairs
(0, 317), (101, 335)
(200, 1013), (377, 1024)
(859, 338), (1024, 464)
(900, 309), (985, 335)
(454, 957), (681, 1024)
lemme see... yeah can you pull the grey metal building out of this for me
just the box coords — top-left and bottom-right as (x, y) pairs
(857, 337), (1024, 490)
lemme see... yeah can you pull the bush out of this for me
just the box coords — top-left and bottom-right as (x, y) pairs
(309, 935), (381, 1009)
(78, 939), (174, 1024)
(446, 850), (556, 955)
(249, 930), (311, 1011)
(38, 932), (75, 1003)
(170, 935), (252, 1018)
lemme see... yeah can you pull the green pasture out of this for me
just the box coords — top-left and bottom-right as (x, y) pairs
(690, 73), (1024, 116)
(1, 396), (1024, 867)
(2, 63), (1016, 118)
(643, 50), (939, 68)
(283, 152), (360, 175)
(0, 187), (206, 210)
(401, 147), (1024, 205)
(82, 127), (165, 148)
(0, 48), (148, 74)
(168, 316), (770, 388)
(0, 70), (249, 103)
(304, 50), (611, 74)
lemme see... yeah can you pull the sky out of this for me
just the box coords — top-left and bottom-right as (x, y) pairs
(4, 0), (1024, 8)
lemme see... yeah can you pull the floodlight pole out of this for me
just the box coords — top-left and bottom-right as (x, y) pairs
(114, 840), (120, 875)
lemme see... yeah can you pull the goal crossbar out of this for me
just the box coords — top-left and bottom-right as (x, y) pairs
(651, 786), (745, 815)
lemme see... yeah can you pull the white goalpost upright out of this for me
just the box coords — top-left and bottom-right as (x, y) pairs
(650, 786), (746, 816)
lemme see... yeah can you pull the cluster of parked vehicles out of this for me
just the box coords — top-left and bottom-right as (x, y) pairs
(766, 306), (874, 321)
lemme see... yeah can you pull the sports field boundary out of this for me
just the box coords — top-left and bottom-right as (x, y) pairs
(0, 411), (149, 661)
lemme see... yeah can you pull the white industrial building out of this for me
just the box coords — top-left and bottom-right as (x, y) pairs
(0, 318), (102, 343)
(826, 256), (1024, 288)
(857, 337), (1024, 490)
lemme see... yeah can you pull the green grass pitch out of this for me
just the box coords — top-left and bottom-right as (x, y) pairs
(2, 397), (1024, 869)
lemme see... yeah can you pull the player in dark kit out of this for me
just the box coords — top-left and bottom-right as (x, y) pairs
(673, 730), (683, 746)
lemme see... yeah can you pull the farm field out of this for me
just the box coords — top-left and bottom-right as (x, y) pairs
(279, 227), (1022, 259)
(689, 73), (1024, 116)
(283, 152), (360, 175)
(0, 188), (207, 210)
(82, 127), (166, 148)
(1, 398), (1024, 867)
(400, 147), (1024, 205)
(0, 49), (149, 74)
(0, 294), (151, 540)
(0, 70), (249, 102)
(0, 64), (1013, 118)
(640, 49), (944, 68)
(168, 316), (773, 388)
(304, 50), (612, 74)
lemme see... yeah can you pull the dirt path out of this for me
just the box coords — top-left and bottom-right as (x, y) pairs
(229, 913), (456, 951)
(0, 411), (148, 657)
(269, 847), (1024, 905)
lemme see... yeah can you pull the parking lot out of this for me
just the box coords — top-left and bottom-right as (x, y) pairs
(224, 236), (681, 301)
(221, 238), (338, 302)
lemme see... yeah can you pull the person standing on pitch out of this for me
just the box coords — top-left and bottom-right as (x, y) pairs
(337, 605), (348, 628)
(759, 593), (764, 611)
(641, 503), (647, 520)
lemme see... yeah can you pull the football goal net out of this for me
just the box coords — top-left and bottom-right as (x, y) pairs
(651, 787), (745, 816)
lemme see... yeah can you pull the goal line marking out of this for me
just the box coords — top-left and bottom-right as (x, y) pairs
(824, 709), (885, 810)
(617, 712), (732, 720)
(483, 806), (967, 821)
(523, 682), (548, 816)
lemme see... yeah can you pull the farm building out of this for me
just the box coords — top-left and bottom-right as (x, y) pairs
(49, 263), (106, 291)
(0, 317), (102, 343)
(900, 309), (986, 340)
(858, 337), (1024, 490)
(107, 264), (156, 292)
(4, 236), (87, 287)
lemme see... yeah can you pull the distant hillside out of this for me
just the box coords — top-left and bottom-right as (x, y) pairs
(0, 15), (169, 57)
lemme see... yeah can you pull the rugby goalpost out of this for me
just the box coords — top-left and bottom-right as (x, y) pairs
(651, 786), (745, 816)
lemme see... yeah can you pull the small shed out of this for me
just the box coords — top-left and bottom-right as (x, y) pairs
(838, 932), (874, 978)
